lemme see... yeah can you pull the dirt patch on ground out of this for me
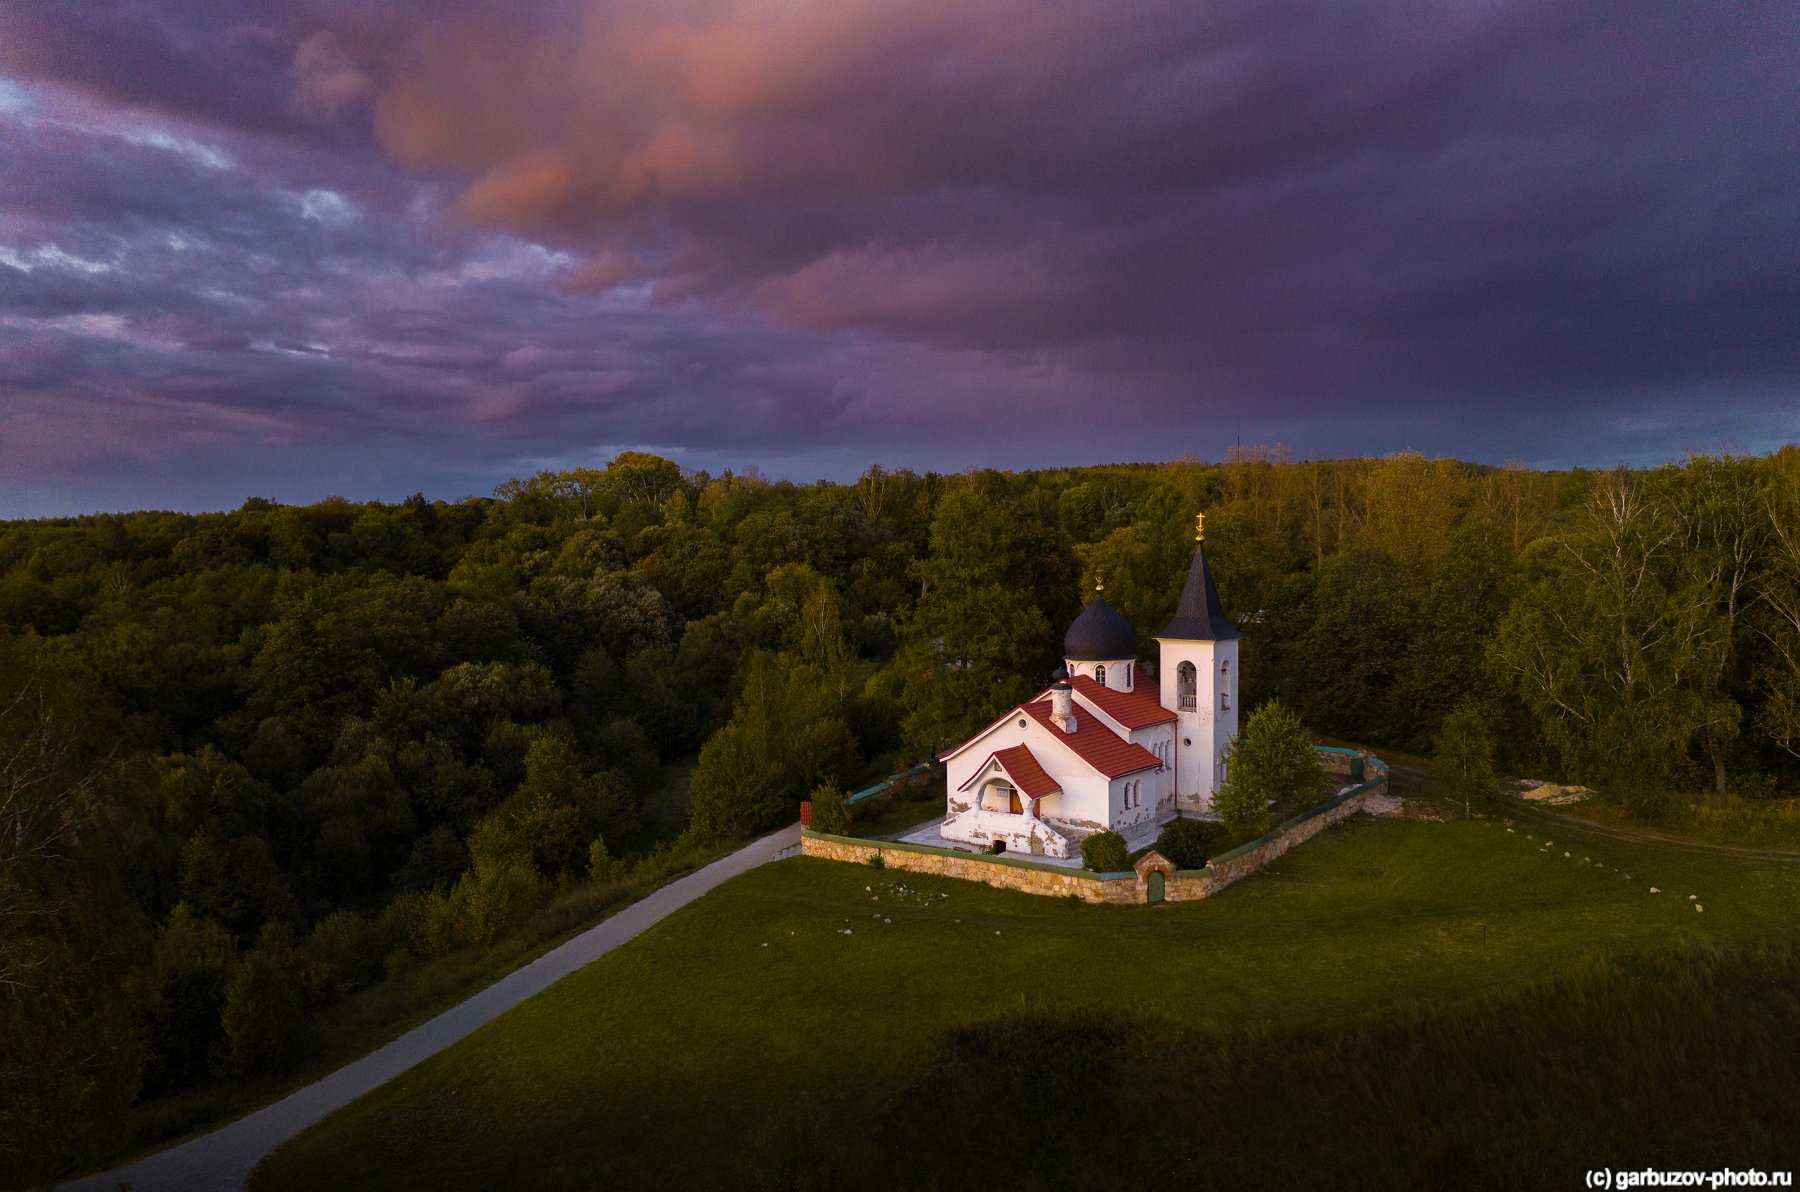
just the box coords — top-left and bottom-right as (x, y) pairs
(1519, 780), (1598, 806)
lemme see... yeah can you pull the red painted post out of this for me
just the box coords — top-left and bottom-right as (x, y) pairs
(799, 801), (812, 827)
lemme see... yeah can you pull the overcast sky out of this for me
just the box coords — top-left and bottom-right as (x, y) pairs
(1, 0), (1795, 516)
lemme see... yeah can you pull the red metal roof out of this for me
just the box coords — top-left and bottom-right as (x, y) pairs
(990, 745), (1061, 798)
(1068, 674), (1175, 730)
(1023, 699), (1161, 779)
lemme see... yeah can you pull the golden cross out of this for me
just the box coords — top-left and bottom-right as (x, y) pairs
(1195, 511), (1205, 542)
(1095, 570), (1104, 592)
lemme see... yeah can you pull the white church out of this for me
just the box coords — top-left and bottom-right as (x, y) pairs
(937, 517), (1241, 859)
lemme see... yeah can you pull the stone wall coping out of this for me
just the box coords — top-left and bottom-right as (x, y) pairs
(798, 829), (1138, 882)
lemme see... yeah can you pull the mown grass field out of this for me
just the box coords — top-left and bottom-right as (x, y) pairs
(251, 811), (1800, 1191)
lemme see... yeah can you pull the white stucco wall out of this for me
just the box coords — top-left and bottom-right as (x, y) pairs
(1065, 657), (1138, 692)
(943, 690), (1170, 850)
(942, 703), (1111, 841)
(1155, 636), (1239, 814)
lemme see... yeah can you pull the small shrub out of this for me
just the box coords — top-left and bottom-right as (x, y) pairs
(1080, 831), (1131, 873)
(1155, 818), (1216, 870)
(587, 837), (624, 884)
(866, 849), (885, 869)
(297, 911), (384, 1007)
(808, 782), (854, 835)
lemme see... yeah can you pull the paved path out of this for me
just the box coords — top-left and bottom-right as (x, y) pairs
(62, 825), (803, 1192)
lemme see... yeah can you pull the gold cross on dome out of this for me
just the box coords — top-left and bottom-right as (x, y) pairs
(1095, 570), (1104, 592)
(1195, 511), (1205, 542)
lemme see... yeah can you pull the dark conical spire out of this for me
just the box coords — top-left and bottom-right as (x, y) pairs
(1155, 533), (1241, 642)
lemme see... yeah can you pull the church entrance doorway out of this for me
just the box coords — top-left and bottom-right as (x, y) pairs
(1146, 870), (1165, 903)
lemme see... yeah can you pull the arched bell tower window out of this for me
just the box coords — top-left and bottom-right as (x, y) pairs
(1095, 664), (1107, 687)
(1177, 661), (1197, 711)
(1221, 659), (1232, 711)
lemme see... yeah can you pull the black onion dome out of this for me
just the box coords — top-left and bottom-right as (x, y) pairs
(1063, 595), (1136, 661)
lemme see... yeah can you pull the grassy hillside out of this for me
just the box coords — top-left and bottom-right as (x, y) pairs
(251, 812), (1800, 1190)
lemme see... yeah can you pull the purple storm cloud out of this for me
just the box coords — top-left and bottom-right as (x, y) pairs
(0, 0), (1795, 515)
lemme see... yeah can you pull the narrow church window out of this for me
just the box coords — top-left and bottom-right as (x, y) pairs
(1221, 660), (1232, 711)
(1177, 661), (1197, 711)
(1123, 662), (1131, 687)
(1096, 665), (1107, 687)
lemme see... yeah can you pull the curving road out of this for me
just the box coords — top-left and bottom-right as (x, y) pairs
(60, 825), (802, 1192)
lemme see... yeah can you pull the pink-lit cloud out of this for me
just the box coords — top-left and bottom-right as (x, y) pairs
(0, 0), (1796, 515)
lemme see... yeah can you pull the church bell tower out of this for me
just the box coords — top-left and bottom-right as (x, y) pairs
(1154, 514), (1241, 814)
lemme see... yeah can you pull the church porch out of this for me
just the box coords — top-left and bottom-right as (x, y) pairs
(900, 807), (1212, 869)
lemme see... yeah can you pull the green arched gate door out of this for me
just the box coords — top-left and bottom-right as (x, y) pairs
(1146, 869), (1165, 904)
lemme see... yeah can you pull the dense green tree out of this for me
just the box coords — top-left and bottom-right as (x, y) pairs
(218, 949), (306, 1077)
(470, 735), (638, 881)
(1751, 470), (1800, 762)
(1491, 471), (1736, 804)
(688, 652), (861, 840)
(1432, 702), (1501, 817)
(896, 492), (1056, 752)
(1214, 701), (1327, 842)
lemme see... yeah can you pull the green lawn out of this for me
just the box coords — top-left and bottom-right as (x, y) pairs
(252, 811), (1800, 1190)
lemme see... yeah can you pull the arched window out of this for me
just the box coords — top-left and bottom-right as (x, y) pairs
(1123, 662), (1131, 689)
(1221, 660), (1232, 710)
(1095, 664), (1107, 687)
(1177, 661), (1197, 711)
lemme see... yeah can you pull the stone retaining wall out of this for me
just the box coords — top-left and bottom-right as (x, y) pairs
(1166, 786), (1377, 899)
(801, 752), (1389, 906)
(799, 833), (1141, 903)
